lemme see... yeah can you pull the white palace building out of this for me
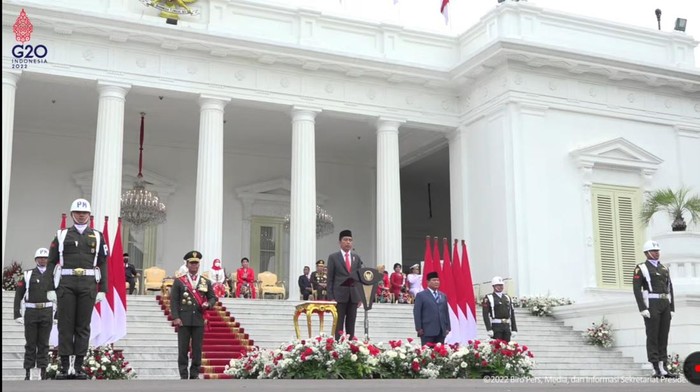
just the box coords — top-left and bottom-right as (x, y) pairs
(2, 0), (699, 365)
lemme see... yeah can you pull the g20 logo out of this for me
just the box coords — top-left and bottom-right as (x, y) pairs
(12, 44), (48, 59)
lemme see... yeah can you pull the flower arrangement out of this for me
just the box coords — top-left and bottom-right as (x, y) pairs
(512, 296), (574, 317)
(46, 346), (136, 380)
(225, 334), (534, 379)
(583, 317), (614, 348)
(667, 353), (682, 376)
(2, 261), (23, 291)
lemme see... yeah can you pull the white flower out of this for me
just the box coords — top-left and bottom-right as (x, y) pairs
(460, 362), (467, 368)
(350, 354), (358, 362)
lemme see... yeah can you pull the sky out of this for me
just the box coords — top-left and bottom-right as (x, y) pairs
(284, 0), (699, 61)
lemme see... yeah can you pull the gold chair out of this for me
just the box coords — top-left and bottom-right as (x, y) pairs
(258, 271), (286, 299)
(143, 266), (167, 294)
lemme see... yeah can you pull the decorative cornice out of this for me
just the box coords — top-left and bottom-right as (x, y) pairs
(570, 137), (663, 173)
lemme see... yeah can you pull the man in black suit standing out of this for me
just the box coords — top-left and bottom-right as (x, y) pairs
(298, 266), (313, 300)
(123, 253), (139, 295)
(413, 271), (451, 346)
(326, 229), (363, 340)
(170, 251), (217, 380)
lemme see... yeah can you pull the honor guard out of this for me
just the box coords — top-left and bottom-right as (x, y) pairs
(633, 240), (677, 378)
(482, 276), (518, 342)
(14, 248), (54, 380)
(46, 198), (108, 380)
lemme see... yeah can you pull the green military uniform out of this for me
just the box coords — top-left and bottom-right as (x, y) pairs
(14, 267), (54, 379)
(482, 292), (518, 341)
(310, 260), (327, 300)
(47, 226), (108, 378)
(633, 260), (675, 365)
(170, 251), (217, 380)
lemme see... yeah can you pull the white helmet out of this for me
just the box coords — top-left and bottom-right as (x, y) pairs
(34, 248), (49, 259)
(491, 276), (504, 286)
(643, 240), (661, 252)
(70, 198), (91, 213)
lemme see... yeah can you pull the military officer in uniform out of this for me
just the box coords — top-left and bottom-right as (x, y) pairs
(46, 198), (108, 380)
(170, 251), (217, 380)
(633, 240), (677, 378)
(14, 248), (54, 380)
(482, 276), (518, 342)
(310, 259), (328, 300)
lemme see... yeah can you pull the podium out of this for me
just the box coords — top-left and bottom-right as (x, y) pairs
(293, 301), (338, 338)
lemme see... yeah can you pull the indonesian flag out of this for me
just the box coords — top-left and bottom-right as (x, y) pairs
(93, 217), (114, 347)
(440, 0), (450, 23)
(459, 240), (477, 341)
(432, 237), (441, 277)
(109, 218), (127, 342)
(421, 236), (434, 289)
(441, 238), (461, 344)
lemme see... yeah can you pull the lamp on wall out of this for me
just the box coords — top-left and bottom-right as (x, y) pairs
(674, 18), (687, 32)
(121, 112), (167, 229)
(283, 205), (335, 239)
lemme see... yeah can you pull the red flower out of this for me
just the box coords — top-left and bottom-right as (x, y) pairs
(332, 351), (339, 359)
(368, 345), (380, 356)
(349, 344), (359, 354)
(411, 361), (421, 372)
(407, 338), (413, 343)
(481, 360), (488, 367)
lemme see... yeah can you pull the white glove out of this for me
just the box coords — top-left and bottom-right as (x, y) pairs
(15, 317), (24, 325)
(487, 330), (494, 338)
(640, 310), (651, 318)
(95, 292), (106, 303)
(670, 311), (674, 319)
(47, 291), (57, 303)
(511, 331), (518, 339)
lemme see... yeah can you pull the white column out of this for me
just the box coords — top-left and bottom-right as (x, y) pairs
(449, 126), (469, 243)
(376, 117), (404, 267)
(91, 81), (130, 239)
(194, 96), (229, 272)
(2, 71), (20, 264)
(289, 107), (320, 300)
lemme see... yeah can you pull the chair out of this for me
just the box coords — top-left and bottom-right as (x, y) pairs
(143, 266), (167, 294)
(258, 271), (286, 299)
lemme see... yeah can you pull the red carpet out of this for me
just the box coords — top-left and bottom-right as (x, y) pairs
(156, 294), (254, 379)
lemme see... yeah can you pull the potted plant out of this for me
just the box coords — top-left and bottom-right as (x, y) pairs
(641, 187), (700, 231)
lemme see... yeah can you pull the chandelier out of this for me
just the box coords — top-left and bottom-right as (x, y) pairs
(121, 113), (166, 229)
(283, 205), (335, 239)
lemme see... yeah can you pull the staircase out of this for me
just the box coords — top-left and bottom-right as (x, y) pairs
(156, 295), (253, 379)
(2, 292), (649, 379)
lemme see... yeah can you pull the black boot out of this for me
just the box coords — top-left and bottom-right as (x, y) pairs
(73, 356), (88, 380)
(662, 362), (679, 378)
(651, 362), (662, 378)
(24, 369), (30, 381)
(40, 368), (47, 380)
(56, 356), (69, 380)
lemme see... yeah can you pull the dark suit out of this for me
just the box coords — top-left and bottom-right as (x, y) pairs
(413, 289), (451, 346)
(326, 250), (363, 339)
(170, 275), (216, 379)
(124, 262), (138, 295)
(14, 267), (53, 372)
(298, 274), (312, 300)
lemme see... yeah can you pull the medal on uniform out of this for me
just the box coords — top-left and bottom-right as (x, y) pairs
(182, 299), (186, 304)
(91, 248), (95, 254)
(183, 292), (189, 298)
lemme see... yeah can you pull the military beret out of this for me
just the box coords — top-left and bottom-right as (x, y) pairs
(316, 259), (325, 266)
(427, 271), (439, 280)
(184, 250), (202, 263)
(339, 229), (352, 240)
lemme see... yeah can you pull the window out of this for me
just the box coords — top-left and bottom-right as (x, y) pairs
(592, 184), (642, 289)
(250, 217), (285, 276)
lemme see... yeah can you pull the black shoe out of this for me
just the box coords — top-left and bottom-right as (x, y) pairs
(40, 368), (47, 380)
(24, 369), (30, 380)
(652, 363), (662, 378)
(55, 370), (68, 380)
(189, 374), (199, 379)
(74, 370), (88, 380)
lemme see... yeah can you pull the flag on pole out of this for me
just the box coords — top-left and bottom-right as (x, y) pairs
(110, 218), (127, 342)
(460, 240), (477, 340)
(432, 236), (442, 277)
(452, 239), (468, 343)
(421, 235), (434, 289)
(441, 238), (461, 344)
(94, 216), (114, 346)
(440, 0), (450, 23)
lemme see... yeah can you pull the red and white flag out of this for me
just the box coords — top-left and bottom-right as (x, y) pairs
(441, 238), (461, 344)
(459, 240), (477, 341)
(93, 217), (114, 346)
(421, 235), (434, 289)
(108, 218), (127, 342)
(440, 0), (450, 24)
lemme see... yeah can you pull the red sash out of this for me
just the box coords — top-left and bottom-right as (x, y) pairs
(179, 275), (211, 330)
